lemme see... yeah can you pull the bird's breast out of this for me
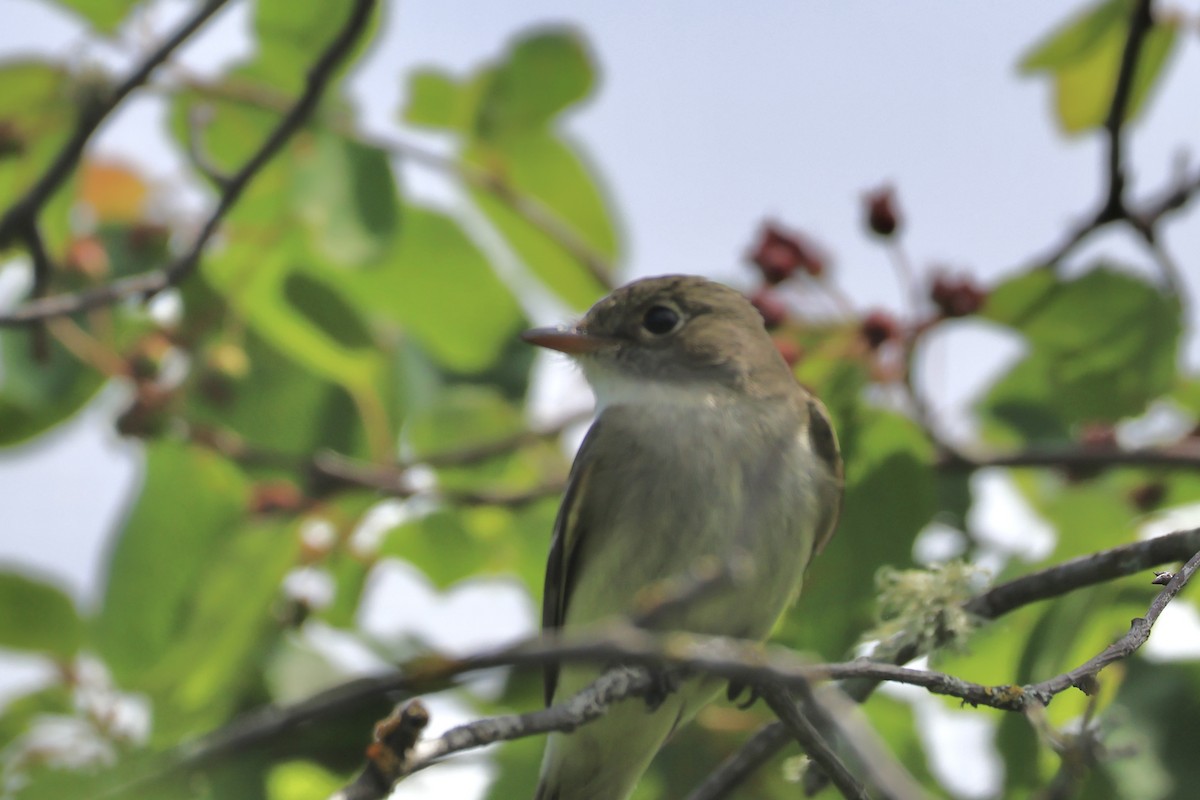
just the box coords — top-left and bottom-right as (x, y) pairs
(566, 400), (823, 637)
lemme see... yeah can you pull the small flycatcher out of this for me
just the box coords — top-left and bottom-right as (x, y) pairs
(522, 275), (843, 800)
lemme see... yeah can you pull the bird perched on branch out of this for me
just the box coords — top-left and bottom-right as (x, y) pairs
(521, 275), (843, 800)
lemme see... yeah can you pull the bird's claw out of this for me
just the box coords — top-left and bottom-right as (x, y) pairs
(726, 681), (761, 709)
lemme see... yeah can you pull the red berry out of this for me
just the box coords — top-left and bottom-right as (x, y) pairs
(930, 272), (986, 318)
(747, 222), (827, 283)
(250, 480), (306, 515)
(1129, 482), (1166, 512)
(749, 288), (788, 329)
(864, 184), (901, 237)
(65, 236), (110, 279)
(861, 310), (900, 349)
(0, 120), (24, 160)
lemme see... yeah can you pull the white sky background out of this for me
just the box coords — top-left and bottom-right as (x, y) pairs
(2, 1), (1200, 798)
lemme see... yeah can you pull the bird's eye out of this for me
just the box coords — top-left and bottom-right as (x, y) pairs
(642, 305), (681, 335)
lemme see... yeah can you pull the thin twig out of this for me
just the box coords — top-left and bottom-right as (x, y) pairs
(310, 449), (566, 507)
(330, 666), (653, 800)
(806, 683), (929, 800)
(179, 74), (618, 289)
(184, 104), (232, 189)
(1099, 0), (1154, 222)
(1140, 166), (1200, 228)
(937, 441), (1200, 472)
(685, 720), (788, 800)
(1023, 547), (1200, 705)
(0, 0), (231, 246)
(758, 682), (870, 800)
(337, 554), (1198, 799)
(108, 531), (1199, 799)
(16, 220), (54, 359)
(332, 700), (431, 800)
(886, 242), (921, 318)
(1010, 0), (1194, 281)
(963, 528), (1200, 619)
(192, 410), (586, 502)
(688, 528), (1200, 799)
(0, 0), (376, 326)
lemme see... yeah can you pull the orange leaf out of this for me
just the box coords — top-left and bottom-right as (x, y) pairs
(79, 160), (148, 222)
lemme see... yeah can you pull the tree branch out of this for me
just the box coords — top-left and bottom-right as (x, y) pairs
(758, 682), (870, 800)
(161, 74), (618, 290)
(937, 441), (1200, 473)
(0, 0), (377, 327)
(330, 666), (654, 800)
(119, 529), (1200, 800)
(691, 528), (1200, 799)
(0, 0), (231, 246)
(1099, 0), (1154, 222)
(15, 220), (55, 359)
(335, 550), (1198, 799)
(963, 528), (1200, 619)
(1022, 546), (1200, 705)
(309, 449), (566, 508)
(1011, 0), (1200, 290)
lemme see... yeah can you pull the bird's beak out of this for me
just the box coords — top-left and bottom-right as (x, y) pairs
(520, 326), (617, 355)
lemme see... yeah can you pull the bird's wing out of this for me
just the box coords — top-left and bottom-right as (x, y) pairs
(805, 395), (844, 556)
(541, 416), (604, 706)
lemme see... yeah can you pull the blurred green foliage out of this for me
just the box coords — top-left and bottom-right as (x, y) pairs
(0, 1), (1197, 799)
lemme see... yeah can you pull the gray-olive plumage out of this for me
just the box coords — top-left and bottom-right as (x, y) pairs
(523, 275), (842, 800)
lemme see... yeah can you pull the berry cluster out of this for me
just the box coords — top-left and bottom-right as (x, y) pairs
(739, 183), (993, 372)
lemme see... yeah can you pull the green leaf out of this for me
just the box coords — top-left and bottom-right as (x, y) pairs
(143, 518), (300, 741)
(95, 222), (170, 279)
(1020, 0), (1180, 134)
(266, 760), (344, 800)
(1020, 0), (1129, 71)
(467, 132), (617, 309)
(478, 29), (595, 137)
(204, 244), (383, 392)
(0, 62), (73, 241)
(253, 0), (378, 94)
(291, 132), (401, 267)
(0, 328), (106, 448)
(168, 77), (283, 179)
(282, 271), (374, 350)
(405, 384), (524, 458)
(1105, 660), (1200, 800)
(402, 69), (487, 133)
(979, 266), (1180, 444)
(340, 205), (524, 372)
(1171, 376), (1200, 417)
(1013, 469), (1140, 560)
(0, 570), (81, 659)
(52, 0), (138, 34)
(402, 28), (617, 309)
(186, 329), (362, 462)
(379, 509), (488, 588)
(94, 441), (250, 686)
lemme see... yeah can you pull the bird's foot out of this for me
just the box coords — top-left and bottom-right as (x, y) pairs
(725, 681), (761, 709)
(642, 666), (683, 712)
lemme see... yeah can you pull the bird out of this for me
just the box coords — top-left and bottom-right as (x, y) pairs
(520, 274), (843, 800)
